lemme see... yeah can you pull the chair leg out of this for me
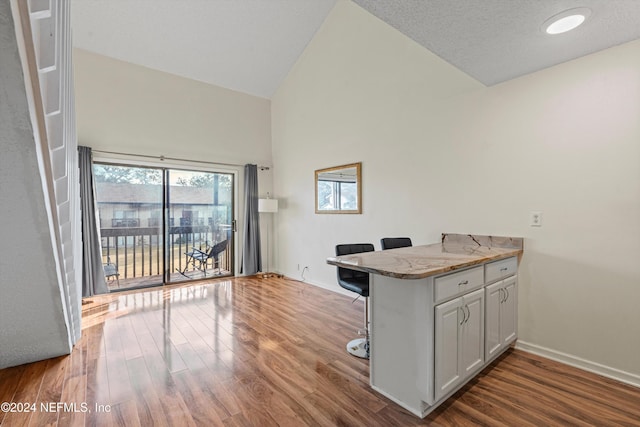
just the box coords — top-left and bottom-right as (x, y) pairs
(178, 254), (193, 277)
(364, 296), (369, 356)
(200, 258), (207, 277)
(346, 297), (369, 359)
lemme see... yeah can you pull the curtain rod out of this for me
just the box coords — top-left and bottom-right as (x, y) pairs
(91, 149), (271, 170)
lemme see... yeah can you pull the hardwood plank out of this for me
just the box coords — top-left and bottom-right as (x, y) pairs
(57, 375), (87, 427)
(315, 361), (387, 413)
(124, 357), (168, 427)
(188, 372), (235, 422)
(172, 371), (227, 425)
(102, 320), (134, 405)
(118, 316), (143, 361)
(229, 376), (296, 427)
(0, 365), (26, 425)
(221, 411), (277, 427)
(0, 360), (46, 426)
(0, 276), (638, 427)
(173, 342), (207, 372)
(29, 356), (68, 427)
(207, 378), (243, 418)
(250, 342), (318, 396)
(155, 388), (196, 427)
(485, 353), (640, 426)
(61, 334), (90, 425)
(499, 351), (640, 420)
(303, 390), (384, 427)
(86, 404), (114, 427)
(110, 399), (141, 427)
(85, 347), (111, 414)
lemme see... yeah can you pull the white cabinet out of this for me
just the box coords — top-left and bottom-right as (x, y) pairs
(485, 275), (517, 360)
(485, 256), (517, 283)
(368, 252), (520, 418)
(434, 288), (485, 401)
(460, 289), (485, 377)
(434, 266), (483, 304)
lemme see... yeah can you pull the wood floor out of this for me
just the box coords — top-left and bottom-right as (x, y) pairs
(106, 269), (232, 292)
(1, 276), (638, 426)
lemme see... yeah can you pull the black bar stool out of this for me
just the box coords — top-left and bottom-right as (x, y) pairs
(380, 237), (412, 250)
(335, 243), (374, 359)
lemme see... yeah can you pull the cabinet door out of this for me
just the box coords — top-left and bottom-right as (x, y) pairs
(460, 288), (485, 377)
(501, 276), (518, 346)
(485, 281), (503, 360)
(434, 297), (462, 401)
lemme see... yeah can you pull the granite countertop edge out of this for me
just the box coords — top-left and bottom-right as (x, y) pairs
(326, 233), (524, 280)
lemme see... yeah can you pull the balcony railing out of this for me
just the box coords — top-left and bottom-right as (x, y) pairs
(100, 225), (231, 287)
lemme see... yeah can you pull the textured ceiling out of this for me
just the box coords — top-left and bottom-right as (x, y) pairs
(71, 0), (640, 98)
(353, 0), (640, 86)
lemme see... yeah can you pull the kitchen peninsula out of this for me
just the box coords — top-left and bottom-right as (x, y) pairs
(326, 234), (524, 418)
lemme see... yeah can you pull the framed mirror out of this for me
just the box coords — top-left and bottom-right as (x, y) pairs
(315, 162), (362, 214)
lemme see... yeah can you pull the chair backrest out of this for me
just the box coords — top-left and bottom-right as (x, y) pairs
(208, 240), (228, 259)
(103, 257), (119, 277)
(335, 243), (374, 283)
(380, 237), (412, 250)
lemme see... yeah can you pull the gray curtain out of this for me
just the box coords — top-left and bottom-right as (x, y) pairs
(241, 164), (262, 274)
(78, 146), (109, 296)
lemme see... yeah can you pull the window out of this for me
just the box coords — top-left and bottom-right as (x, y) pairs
(317, 180), (357, 211)
(113, 210), (139, 227)
(93, 163), (235, 290)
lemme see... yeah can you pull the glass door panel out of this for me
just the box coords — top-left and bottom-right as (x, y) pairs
(168, 169), (234, 283)
(93, 164), (164, 291)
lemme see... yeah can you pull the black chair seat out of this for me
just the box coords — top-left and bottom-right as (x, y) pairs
(338, 275), (369, 297)
(335, 243), (374, 296)
(380, 237), (412, 250)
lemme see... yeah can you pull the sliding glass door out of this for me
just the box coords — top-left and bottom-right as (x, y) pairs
(93, 164), (234, 291)
(168, 169), (234, 283)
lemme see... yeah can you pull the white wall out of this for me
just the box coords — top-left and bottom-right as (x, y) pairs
(272, 0), (640, 380)
(74, 49), (272, 166)
(0, 0), (71, 368)
(73, 49), (274, 273)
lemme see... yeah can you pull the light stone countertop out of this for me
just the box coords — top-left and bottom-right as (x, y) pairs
(326, 234), (523, 279)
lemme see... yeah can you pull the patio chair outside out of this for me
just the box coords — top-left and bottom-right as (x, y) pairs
(178, 239), (228, 278)
(104, 256), (120, 287)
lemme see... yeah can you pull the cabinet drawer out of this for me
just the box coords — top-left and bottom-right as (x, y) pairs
(434, 266), (484, 304)
(485, 257), (518, 283)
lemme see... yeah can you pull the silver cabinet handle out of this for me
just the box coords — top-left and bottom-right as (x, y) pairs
(499, 287), (510, 303)
(499, 288), (504, 303)
(458, 280), (469, 286)
(459, 304), (472, 325)
(500, 267), (508, 272)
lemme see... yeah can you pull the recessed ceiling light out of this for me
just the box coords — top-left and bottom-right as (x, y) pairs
(543, 7), (591, 35)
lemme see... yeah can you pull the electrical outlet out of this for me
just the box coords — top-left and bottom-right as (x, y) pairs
(530, 211), (542, 227)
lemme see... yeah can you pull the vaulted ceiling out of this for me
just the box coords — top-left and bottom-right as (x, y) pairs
(71, 0), (640, 99)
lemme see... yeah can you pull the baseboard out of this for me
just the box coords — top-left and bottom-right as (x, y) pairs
(515, 340), (640, 389)
(282, 275), (353, 297)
